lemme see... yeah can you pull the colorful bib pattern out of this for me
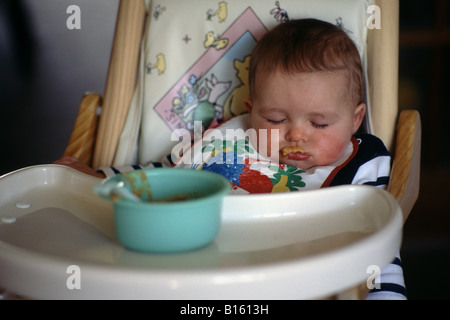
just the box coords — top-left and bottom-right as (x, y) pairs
(175, 114), (356, 194)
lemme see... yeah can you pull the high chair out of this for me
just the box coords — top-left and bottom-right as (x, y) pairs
(0, 0), (421, 299)
(65, 0), (420, 221)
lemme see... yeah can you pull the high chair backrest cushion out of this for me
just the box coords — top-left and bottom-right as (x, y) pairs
(114, 0), (375, 166)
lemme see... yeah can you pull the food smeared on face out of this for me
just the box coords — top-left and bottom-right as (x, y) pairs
(281, 146), (311, 160)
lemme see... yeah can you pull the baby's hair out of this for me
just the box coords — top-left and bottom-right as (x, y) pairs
(249, 18), (366, 107)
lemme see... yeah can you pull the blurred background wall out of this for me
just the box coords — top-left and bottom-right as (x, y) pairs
(0, 0), (118, 173)
(397, 0), (450, 300)
(0, 0), (449, 299)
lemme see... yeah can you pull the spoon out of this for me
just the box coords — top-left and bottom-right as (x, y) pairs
(94, 178), (141, 202)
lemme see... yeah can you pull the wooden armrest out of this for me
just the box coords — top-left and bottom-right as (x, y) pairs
(387, 109), (421, 223)
(63, 93), (102, 166)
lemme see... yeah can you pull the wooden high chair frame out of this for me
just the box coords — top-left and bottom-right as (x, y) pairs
(64, 0), (421, 223)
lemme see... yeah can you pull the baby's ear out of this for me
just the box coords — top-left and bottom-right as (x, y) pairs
(352, 103), (366, 134)
(244, 98), (253, 113)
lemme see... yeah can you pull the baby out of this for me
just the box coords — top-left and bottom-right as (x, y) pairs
(246, 18), (366, 171)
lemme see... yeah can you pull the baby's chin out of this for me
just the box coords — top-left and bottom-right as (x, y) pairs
(279, 158), (314, 170)
(266, 154), (315, 170)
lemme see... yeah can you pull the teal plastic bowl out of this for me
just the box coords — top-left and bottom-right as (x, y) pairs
(95, 168), (230, 253)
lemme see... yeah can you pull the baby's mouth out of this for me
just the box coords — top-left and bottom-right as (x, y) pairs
(280, 146), (311, 161)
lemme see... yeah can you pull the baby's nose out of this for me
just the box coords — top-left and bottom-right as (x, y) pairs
(286, 126), (308, 142)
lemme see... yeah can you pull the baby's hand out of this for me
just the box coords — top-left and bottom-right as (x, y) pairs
(53, 156), (105, 178)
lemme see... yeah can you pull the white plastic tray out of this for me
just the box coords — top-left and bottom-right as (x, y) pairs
(0, 165), (403, 299)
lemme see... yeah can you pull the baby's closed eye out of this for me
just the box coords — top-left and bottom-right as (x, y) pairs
(310, 121), (328, 129)
(267, 118), (286, 125)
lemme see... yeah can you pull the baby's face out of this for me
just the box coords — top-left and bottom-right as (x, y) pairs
(246, 70), (365, 170)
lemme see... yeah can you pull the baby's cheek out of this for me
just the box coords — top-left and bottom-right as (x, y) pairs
(317, 140), (347, 163)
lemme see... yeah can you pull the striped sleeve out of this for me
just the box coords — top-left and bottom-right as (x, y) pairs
(351, 155), (391, 188)
(97, 154), (174, 178)
(329, 134), (391, 187)
(365, 253), (407, 300)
